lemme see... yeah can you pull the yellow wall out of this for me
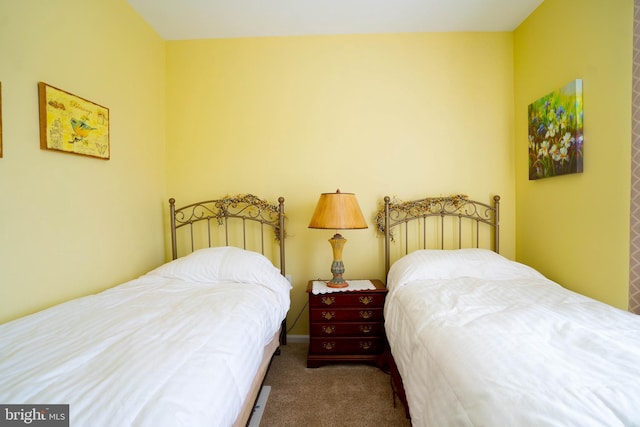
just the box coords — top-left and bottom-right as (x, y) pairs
(0, 0), (167, 323)
(514, 0), (632, 308)
(3, 0), (630, 333)
(166, 33), (517, 334)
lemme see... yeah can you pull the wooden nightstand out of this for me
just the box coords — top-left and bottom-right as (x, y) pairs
(306, 279), (388, 368)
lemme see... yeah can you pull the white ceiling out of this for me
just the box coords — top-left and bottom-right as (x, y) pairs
(126, 0), (544, 41)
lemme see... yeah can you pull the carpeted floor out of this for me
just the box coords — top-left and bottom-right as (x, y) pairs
(259, 343), (411, 427)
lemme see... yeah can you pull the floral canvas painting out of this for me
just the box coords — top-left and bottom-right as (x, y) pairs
(528, 79), (583, 180)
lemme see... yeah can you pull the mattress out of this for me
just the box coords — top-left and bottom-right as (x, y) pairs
(0, 247), (291, 427)
(384, 249), (640, 427)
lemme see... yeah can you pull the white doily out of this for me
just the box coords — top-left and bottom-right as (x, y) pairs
(311, 280), (376, 294)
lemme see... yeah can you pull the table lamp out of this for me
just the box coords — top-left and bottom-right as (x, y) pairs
(308, 189), (368, 287)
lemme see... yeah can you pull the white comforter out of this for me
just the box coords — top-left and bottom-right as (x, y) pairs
(0, 247), (291, 427)
(385, 249), (640, 427)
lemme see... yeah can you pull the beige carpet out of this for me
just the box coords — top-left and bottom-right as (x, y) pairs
(259, 343), (411, 427)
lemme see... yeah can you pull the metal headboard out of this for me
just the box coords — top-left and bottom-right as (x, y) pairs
(379, 195), (500, 274)
(169, 194), (286, 276)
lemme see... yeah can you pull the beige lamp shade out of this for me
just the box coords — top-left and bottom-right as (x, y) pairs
(308, 190), (368, 230)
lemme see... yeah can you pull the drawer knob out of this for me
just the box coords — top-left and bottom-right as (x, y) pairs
(321, 325), (336, 335)
(322, 341), (336, 350)
(359, 296), (373, 305)
(321, 296), (336, 306)
(359, 310), (373, 319)
(322, 311), (335, 320)
(360, 325), (372, 333)
(359, 341), (372, 350)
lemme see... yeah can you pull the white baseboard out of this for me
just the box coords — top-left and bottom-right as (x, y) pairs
(286, 334), (309, 343)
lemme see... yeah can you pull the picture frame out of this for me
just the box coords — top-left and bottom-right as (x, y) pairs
(38, 82), (109, 159)
(0, 82), (3, 159)
(527, 79), (583, 180)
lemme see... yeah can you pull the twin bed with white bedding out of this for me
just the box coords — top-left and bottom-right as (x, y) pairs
(380, 194), (640, 426)
(0, 194), (290, 427)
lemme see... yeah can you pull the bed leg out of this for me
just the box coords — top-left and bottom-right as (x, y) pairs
(279, 319), (287, 345)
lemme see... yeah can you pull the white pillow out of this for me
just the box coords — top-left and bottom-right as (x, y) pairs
(387, 248), (544, 291)
(148, 246), (291, 291)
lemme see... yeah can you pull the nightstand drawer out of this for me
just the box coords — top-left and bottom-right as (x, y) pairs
(310, 322), (384, 337)
(309, 293), (385, 308)
(310, 308), (384, 323)
(309, 337), (386, 355)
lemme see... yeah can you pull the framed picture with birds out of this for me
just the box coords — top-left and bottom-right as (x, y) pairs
(38, 82), (110, 159)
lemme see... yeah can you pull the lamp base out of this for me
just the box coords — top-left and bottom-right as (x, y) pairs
(327, 282), (348, 288)
(327, 275), (348, 288)
(328, 242), (348, 288)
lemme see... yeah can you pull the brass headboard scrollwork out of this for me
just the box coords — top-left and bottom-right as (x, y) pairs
(169, 194), (286, 275)
(378, 195), (500, 274)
